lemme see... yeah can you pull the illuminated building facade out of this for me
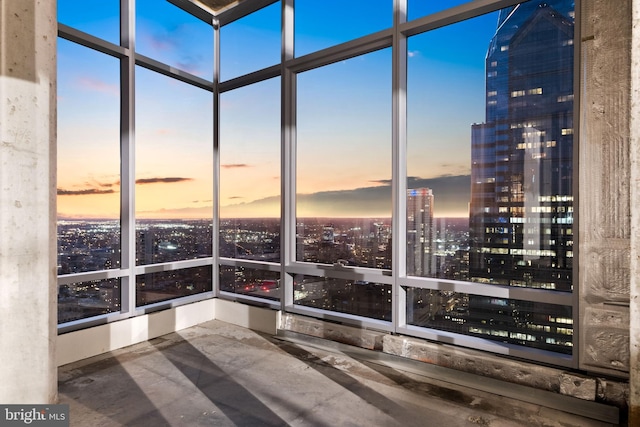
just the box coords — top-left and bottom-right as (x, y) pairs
(470, 1), (575, 292)
(466, 1), (575, 352)
(407, 188), (435, 277)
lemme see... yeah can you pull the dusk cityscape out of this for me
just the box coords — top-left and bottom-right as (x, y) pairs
(57, 0), (575, 354)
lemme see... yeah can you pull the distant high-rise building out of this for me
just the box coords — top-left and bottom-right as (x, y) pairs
(466, 1), (575, 353)
(407, 188), (434, 276)
(469, 1), (574, 292)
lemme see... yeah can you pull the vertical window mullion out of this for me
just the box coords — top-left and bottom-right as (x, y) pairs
(393, 0), (408, 331)
(213, 17), (221, 298)
(120, 0), (136, 314)
(281, 0), (295, 309)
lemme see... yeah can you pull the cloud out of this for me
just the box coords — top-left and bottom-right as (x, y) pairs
(369, 179), (391, 185)
(144, 33), (176, 53)
(176, 58), (204, 76)
(220, 175), (472, 218)
(221, 164), (250, 169)
(228, 196), (243, 200)
(83, 179), (118, 188)
(77, 77), (118, 96)
(135, 177), (193, 185)
(408, 50), (419, 58)
(57, 188), (116, 196)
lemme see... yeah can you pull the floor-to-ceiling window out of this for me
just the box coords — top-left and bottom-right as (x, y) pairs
(58, 0), (577, 368)
(217, 1), (282, 304)
(403, 1), (575, 359)
(57, 0), (214, 328)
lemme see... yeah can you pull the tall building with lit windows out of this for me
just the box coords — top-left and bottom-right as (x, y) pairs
(467, 1), (575, 353)
(469, 1), (575, 293)
(407, 188), (434, 277)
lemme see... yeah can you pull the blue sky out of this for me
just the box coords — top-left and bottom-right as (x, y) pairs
(57, 0), (500, 219)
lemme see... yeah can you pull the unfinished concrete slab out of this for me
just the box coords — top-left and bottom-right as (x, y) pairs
(58, 320), (618, 426)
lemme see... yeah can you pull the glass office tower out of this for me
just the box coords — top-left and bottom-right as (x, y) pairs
(467, 1), (575, 352)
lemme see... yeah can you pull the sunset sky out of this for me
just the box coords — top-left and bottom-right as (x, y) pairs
(57, 0), (497, 220)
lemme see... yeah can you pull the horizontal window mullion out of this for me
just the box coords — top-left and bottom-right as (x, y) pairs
(219, 258), (281, 271)
(135, 53), (214, 91)
(219, 291), (281, 309)
(134, 291), (215, 314)
(285, 262), (394, 285)
(57, 269), (127, 286)
(400, 276), (573, 306)
(285, 304), (394, 332)
(134, 257), (214, 275)
(58, 24), (128, 59)
(219, 64), (281, 92)
(400, 0), (522, 37)
(287, 30), (393, 74)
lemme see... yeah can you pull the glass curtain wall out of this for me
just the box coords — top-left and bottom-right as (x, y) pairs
(58, 0), (577, 367)
(57, 0), (214, 327)
(404, 0), (575, 357)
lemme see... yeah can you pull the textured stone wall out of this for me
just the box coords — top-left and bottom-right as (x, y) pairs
(280, 313), (629, 409)
(628, 0), (640, 423)
(579, 0), (632, 378)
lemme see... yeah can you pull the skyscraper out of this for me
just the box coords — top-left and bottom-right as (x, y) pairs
(407, 188), (434, 276)
(469, 1), (575, 292)
(466, 1), (575, 353)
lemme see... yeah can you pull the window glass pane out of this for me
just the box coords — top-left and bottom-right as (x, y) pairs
(406, 287), (573, 354)
(59, 278), (120, 324)
(58, 0), (119, 44)
(294, 274), (392, 321)
(220, 2), (281, 81)
(135, 67), (213, 265)
(297, 49), (392, 269)
(136, 0), (213, 79)
(220, 265), (280, 301)
(296, 218), (392, 268)
(406, 1), (574, 292)
(407, 0), (472, 21)
(136, 220), (213, 265)
(220, 79), (280, 262)
(57, 39), (121, 275)
(294, 0), (392, 57)
(136, 266), (212, 307)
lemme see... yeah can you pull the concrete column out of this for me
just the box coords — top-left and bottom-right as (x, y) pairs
(0, 0), (57, 403)
(629, 0), (640, 423)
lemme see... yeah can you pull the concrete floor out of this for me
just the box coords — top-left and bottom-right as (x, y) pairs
(58, 320), (617, 427)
